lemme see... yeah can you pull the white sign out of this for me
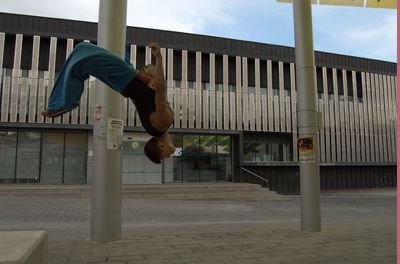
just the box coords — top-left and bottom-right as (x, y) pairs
(107, 118), (124, 150)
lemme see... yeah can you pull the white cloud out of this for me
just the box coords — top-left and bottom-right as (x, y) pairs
(126, 0), (237, 33)
(312, 6), (396, 61)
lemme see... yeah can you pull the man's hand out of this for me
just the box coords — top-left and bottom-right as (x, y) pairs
(149, 42), (161, 57)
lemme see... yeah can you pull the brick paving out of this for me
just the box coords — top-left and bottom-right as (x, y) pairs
(0, 188), (396, 263)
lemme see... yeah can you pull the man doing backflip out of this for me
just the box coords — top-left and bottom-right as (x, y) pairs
(42, 42), (175, 163)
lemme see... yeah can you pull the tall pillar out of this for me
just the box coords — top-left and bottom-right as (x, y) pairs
(91, 0), (127, 241)
(293, 0), (321, 232)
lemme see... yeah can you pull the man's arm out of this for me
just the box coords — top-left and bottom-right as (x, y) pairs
(149, 43), (172, 128)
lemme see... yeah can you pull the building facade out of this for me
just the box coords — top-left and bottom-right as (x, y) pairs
(0, 13), (396, 193)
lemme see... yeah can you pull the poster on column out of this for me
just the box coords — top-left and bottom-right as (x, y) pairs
(298, 136), (316, 163)
(107, 118), (124, 150)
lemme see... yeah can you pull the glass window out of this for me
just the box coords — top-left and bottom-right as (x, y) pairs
(182, 135), (200, 182)
(244, 142), (266, 161)
(64, 133), (87, 184)
(40, 133), (64, 184)
(172, 134), (183, 182)
(16, 132), (40, 183)
(217, 136), (231, 182)
(0, 131), (17, 182)
(199, 135), (217, 182)
(271, 143), (280, 162)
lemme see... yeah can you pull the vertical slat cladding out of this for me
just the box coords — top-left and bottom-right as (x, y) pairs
(361, 72), (370, 162)
(0, 32), (4, 120)
(10, 34), (23, 122)
(181, 50), (188, 128)
(267, 60), (273, 131)
(359, 103), (365, 162)
(79, 80), (89, 125)
(376, 74), (383, 162)
(293, 97), (298, 162)
(200, 53), (208, 129)
(128, 45), (138, 127)
(274, 95), (280, 132)
(319, 99), (325, 162)
(278, 61), (285, 132)
(209, 53), (216, 129)
(216, 52), (223, 129)
(1, 77), (10, 122)
(339, 100), (346, 162)
(216, 89), (223, 130)
(343, 70), (351, 162)
(249, 59), (255, 131)
(366, 73), (375, 162)
(203, 89), (209, 129)
(262, 95), (267, 131)
(188, 86), (195, 129)
(382, 75), (391, 162)
(352, 71), (360, 162)
(372, 74), (379, 162)
(249, 93), (255, 130)
(379, 75), (388, 162)
(168, 49), (178, 128)
(290, 63), (298, 162)
(19, 78), (28, 122)
(242, 57), (249, 130)
(229, 90), (236, 130)
(390, 76), (396, 160)
(223, 55), (229, 130)
(286, 97), (291, 132)
(384, 75), (393, 162)
(64, 39), (77, 124)
(28, 35), (40, 123)
(37, 78), (46, 123)
(349, 101), (355, 162)
(87, 79), (95, 125)
(322, 67), (331, 162)
(332, 69), (341, 162)
(188, 49), (195, 129)
(235, 56), (242, 131)
(195, 52), (202, 129)
(0, 32), (4, 72)
(254, 59), (261, 131)
(329, 100), (336, 162)
(390, 76), (395, 162)
(47, 37), (59, 124)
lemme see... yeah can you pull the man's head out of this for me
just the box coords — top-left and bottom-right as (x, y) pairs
(144, 133), (176, 164)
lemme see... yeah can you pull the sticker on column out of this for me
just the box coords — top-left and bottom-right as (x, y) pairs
(107, 118), (124, 150)
(298, 136), (315, 163)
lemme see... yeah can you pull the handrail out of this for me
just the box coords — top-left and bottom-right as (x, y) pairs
(240, 167), (269, 184)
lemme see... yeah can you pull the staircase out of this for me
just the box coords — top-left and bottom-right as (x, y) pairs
(0, 183), (288, 201)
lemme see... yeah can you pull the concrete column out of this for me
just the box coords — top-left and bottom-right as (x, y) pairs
(91, 0), (127, 241)
(293, 0), (321, 232)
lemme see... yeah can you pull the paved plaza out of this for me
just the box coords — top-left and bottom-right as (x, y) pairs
(0, 188), (396, 264)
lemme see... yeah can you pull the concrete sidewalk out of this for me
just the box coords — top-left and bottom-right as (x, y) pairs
(46, 217), (395, 264)
(0, 188), (396, 264)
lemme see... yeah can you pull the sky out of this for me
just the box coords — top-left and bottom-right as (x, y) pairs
(0, 0), (396, 62)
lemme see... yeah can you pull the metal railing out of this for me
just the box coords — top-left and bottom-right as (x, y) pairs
(240, 167), (269, 188)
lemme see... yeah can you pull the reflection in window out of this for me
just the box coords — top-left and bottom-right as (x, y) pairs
(0, 131), (17, 182)
(16, 132), (40, 183)
(173, 134), (232, 183)
(64, 133), (87, 184)
(41, 133), (64, 184)
(244, 142), (293, 162)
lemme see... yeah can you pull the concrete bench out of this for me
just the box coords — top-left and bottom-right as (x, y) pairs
(0, 231), (47, 264)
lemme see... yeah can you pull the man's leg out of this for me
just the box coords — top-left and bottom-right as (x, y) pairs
(44, 43), (136, 117)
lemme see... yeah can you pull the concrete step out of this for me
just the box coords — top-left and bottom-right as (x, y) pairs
(0, 183), (288, 201)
